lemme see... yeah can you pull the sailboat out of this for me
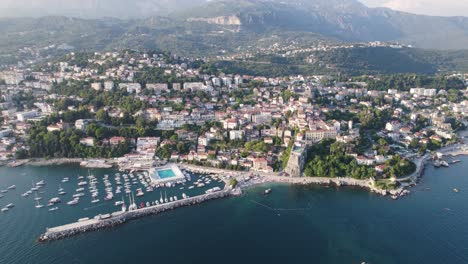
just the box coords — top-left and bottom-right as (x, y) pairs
(35, 198), (44, 209)
(121, 197), (127, 212)
(128, 192), (137, 211)
(31, 180), (39, 192)
(34, 193), (42, 201)
(159, 191), (164, 204)
(164, 191), (168, 203)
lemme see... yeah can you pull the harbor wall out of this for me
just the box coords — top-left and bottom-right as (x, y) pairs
(39, 190), (231, 242)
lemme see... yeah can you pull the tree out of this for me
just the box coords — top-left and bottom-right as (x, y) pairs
(96, 109), (109, 122)
(156, 145), (172, 160)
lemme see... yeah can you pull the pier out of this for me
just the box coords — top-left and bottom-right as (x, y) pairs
(39, 190), (232, 242)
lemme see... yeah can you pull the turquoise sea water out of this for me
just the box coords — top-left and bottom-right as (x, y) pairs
(0, 157), (467, 264)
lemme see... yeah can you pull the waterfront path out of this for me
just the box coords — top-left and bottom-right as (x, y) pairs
(40, 190), (232, 242)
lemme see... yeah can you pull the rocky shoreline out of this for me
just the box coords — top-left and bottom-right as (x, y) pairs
(181, 142), (468, 199)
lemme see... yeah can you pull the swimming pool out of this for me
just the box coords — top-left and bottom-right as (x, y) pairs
(157, 169), (176, 179)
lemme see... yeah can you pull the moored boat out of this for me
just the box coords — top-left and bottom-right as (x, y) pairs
(48, 207), (59, 212)
(67, 199), (79, 205)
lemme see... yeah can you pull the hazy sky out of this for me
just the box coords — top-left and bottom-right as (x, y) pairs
(359, 0), (468, 17)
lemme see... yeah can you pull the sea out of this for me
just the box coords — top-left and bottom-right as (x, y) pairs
(0, 156), (467, 264)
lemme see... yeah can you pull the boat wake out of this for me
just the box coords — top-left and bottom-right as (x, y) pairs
(250, 200), (312, 212)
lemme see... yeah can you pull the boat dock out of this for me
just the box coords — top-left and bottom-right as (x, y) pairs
(39, 189), (232, 242)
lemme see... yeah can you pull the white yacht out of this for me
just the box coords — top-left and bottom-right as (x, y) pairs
(67, 199), (79, 205)
(91, 199), (100, 204)
(136, 188), (144, 197)
(34, 194), (42, 201)
(36, 180), (45, 186)
(78, 181), (88, 186)
(35, 200), (44, 208)
(48, 207), (59, 212)
(48, 197), (61, 204)
(7, 185), (16, 190)
(104, 193), (114, 201)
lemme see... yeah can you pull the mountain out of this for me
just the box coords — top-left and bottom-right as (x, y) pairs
(177, 0), (468, 50)
(1, 0), (468, 50)
(1, 0), (468, 74)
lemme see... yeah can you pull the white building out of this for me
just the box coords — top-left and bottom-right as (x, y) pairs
(104, 81), (114, 91)
(410, 88), (437, 97)
(91, 82), (102, 91)
(183, 82), (205, 91)
(119, 83), (142, 94)
(229, 130), (244, 140)
(75, 119), (91, 131)
(16, 111), (38, 122)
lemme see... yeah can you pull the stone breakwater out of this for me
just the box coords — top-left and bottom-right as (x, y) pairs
(5, 158), (115, 168)
(39, 190), (231, 242)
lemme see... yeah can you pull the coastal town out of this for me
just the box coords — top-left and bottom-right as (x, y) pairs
(2, 1), (468, 263)
(0, 50), (467, 196)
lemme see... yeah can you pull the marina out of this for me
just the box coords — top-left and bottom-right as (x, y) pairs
(0, 163), (230, 241)
(0, 159), (467, 263)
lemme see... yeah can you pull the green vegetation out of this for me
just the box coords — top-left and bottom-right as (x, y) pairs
(303, 140), (376, 179)
(383, 155), (416, 178)
(281, 141), (294, 169)
(374, 179), (399, 190)
(357, 108), (392, 131)
(229, 178), (238, 188)
(314, 47), (437, 75)
(352, 74), (466, 91)
(211, 60), (329, 78)
(244, 140), (269, 154)
(26, 126), (131, 159)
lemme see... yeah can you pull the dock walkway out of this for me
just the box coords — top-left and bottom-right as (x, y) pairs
(40, 190), (231, 242)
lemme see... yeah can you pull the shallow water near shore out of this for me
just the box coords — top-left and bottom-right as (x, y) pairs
(0, 157), (467, 264)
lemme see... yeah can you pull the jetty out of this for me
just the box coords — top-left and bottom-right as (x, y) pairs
(39, 189), (232, 242)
